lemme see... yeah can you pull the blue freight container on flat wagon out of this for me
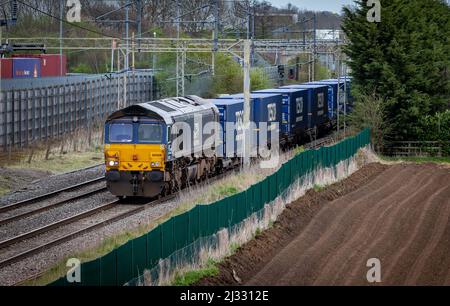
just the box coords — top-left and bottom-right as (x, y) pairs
(280, 84), (329, 129)
(218, 93), (282, 149)
(207, 98), (244, 158)
(339, 77), (353, 108)
(227, 93), (282, 128)
(252, 88), (309, 142)
(322, 78), (353, 108)
(306, 81), (340, 119)
(12, 58), (41, 79)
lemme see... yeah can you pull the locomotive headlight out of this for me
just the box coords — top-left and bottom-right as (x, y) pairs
(151, 162), (161, 167)
(108, 160), (119, 167)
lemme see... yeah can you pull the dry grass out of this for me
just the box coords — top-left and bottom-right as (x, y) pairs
(0, 127), (104, 175)
(0, 184), (10, 197)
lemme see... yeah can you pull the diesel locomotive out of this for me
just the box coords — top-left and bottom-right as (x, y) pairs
(105, 96), (220, 198)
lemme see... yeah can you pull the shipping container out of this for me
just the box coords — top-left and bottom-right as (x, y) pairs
(40, 54), (67, 77)
(280, 84), (329, 129)
(219, 93), (283, 150)
(252, 88), (309, 141)
(306, 81), (341, 119)
(13, 58), (41, 79)
(0, 58), (13, 79)
(322, 78), (353, 108)
(12, 54), (67, 77)
(207, 98), (245, 157)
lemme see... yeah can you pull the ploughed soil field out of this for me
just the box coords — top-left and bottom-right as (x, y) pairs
(196, 163), (450, 286)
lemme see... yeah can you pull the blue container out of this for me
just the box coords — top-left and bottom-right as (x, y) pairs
(207, 98), (244, 157)
(227, 93), (282, 127)
(306, 81), (340, 119)
(12, 58), (41, 79)
(218, 93), (283, 149)
(339, 77), (353, 107)
(322, 78), (353, 108)
(252, 88), (309, 140)
(280, 84), (329, 129)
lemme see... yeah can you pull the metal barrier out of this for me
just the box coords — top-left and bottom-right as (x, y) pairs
(48, 129), (371, 286)
(0, 72), (157, 151)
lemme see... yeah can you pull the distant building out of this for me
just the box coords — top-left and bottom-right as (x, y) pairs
(315, 29), (343, 41)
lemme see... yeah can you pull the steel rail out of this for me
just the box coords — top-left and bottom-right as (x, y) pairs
(1, 196), (176, 270)
(0, 201), (117, 250)
(0, 187), (108, 227)
(0, 177), (105, 214)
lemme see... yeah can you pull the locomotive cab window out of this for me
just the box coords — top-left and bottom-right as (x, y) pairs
(138, 124), (163, 143)
(109, 123), (133, 143)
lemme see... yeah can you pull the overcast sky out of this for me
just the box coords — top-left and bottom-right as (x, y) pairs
(269, 0), (356, 14)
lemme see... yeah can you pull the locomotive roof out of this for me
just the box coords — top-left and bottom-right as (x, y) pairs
(106, 96), (218, 124)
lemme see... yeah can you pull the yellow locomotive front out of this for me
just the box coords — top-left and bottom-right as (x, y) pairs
(104, 114), (168, 198)
(105, 97), (220, 199)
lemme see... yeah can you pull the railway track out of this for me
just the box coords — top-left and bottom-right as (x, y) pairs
(0, 166), (239, 273)
(0, 196), (175, 270)
(0, 177), (105, 215)
(0, 186), (107, 227)
(3, 135), (337, 285)
(305, 135), (335, 150)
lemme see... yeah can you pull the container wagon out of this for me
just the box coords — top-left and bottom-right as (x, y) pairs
(218, 93), (283, 151)
(306, 80), (342, 121)
(251, 88), (309, 146)
(322, 78), (354, 110)
(280, 84), (330, 136)
(206, 98), (245, 161)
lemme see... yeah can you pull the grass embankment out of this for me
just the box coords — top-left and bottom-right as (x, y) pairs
(0, 130), (104, 197)
(0, 150), (103, 198)
(173, 259), (220, 286)
(9, 151), (103, 174)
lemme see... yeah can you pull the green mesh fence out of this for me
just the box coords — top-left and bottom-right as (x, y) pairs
(48, 129), (371, 286)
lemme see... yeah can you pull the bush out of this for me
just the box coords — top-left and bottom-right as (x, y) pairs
(71, 63), (93, 74)
(348, 93), (390, 152)
(418, 110), (450, 155)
